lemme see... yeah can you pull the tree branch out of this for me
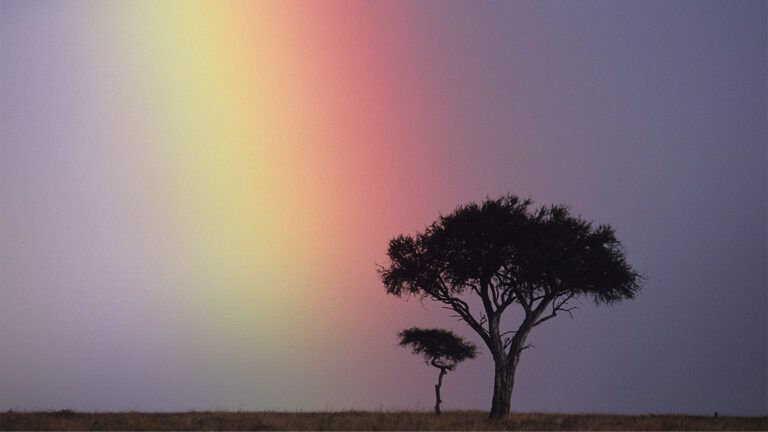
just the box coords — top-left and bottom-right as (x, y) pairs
(509, 286), (529, 314)
(532, 312), (557, 327)
(446, 298), (491, 344)
(533, 292), (577, 326)
(489, 277), (502, 310)
(431, 278), (491, 344)
(479, 280), (497, 324)
(423, 276), (493, 346)
(560, 306), (578, 319)
(431, 358), (453, 370)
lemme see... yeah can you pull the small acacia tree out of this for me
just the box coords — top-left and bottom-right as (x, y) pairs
(398, 327), (477, 415)
(380, 194), (642, 419)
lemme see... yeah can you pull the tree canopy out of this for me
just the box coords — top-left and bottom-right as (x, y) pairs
(381, 195), (641, 344)
(398, 327), (477, 370)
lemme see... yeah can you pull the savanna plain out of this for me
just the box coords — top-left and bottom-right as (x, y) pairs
(1, 410), (766, 431)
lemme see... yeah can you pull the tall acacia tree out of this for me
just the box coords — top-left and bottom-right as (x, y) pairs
(398, 327), (477, 415)
(380, 194), (642, 419)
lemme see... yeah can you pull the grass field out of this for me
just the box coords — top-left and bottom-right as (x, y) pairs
(1, 410), (766, 431)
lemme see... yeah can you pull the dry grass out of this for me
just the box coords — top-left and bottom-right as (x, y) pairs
(1, 410), (765, 431)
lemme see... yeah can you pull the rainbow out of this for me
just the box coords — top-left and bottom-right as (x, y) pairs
(2, 0), (480, 408)
(103, 1), (457, 381)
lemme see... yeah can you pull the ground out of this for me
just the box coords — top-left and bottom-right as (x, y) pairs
(1, 410), (766, 431)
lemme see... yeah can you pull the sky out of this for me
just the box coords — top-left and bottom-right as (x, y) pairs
(1, 0), (765, 416)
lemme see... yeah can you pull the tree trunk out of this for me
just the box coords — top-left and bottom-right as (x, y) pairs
(489, 360), (514, 420)
(489, 327), (529, 421)
(434, 367), (446, 415)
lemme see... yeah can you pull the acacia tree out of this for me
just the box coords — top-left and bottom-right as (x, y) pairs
(398, 327), (477, 415)
(380, 194), (642, 420)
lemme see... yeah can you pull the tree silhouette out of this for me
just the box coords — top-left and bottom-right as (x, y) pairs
(380, 194), (643, 420)
(398, 327), (477, 415)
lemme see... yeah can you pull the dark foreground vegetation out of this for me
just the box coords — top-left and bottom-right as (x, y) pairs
(1, 410), (766, 431)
